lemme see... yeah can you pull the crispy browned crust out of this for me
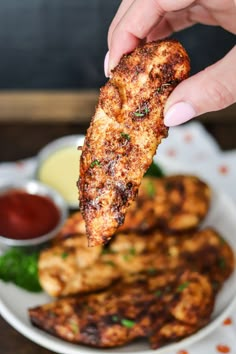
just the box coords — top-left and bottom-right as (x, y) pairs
(55, 174), (210, 245)
(29, 270), (214, 349)
(121, 174), (211, 233)
(38, 226), (234, 297)
(78, 39), (190, 246)
(57, 174), (211, 242)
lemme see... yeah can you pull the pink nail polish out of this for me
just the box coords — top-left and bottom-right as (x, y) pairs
(164, 102), (196, 127)
(104, 51), (110, 78)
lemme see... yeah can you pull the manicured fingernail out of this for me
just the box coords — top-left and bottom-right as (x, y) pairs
(164, 101), (196, 127)
(104, 51), (110, 78)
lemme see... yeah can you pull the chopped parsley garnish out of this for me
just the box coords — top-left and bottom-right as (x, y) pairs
(177, 281), (190, 292)
(121, 319), (136, 328)
(112, 315), (135, 328)
(123, 247), (136, 261)
(156, 81), (176, 94)
(85, 305), (94, 313)
(103, 260), (116, 267)
(61, 252), (69, 259)
(122, 254), (130, 261)
(129, 247), (136, 255)
(101, 248), (117, 255)
(218, 257), (226, 269)
(133, 104), (149, 118)
(112, 315), (119, 322)
(121, 132), (130, 141)
(134, 111), (145, 117)
(154, 289), (162, 297)
(90, 159), (101, 168)
(69, 321), (79, 334)
(146, 180), (156, 197)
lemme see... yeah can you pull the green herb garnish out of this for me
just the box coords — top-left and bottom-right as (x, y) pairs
(103, 260), (116, 267)
(69, 321), (79, 334)
(90, 159), (101, 168)
(85, 305), (94, 313)
(145, 180), (156, 197)
(123, 247), (136, 261)
(101, 248), (117, 255)
(121, 318), (136, 328)
(112, 315), (135, 328)
(121, 132), (130, 141)
(177, 281), (190, 292)
(134, 112), (145, 117)
(218, 257), (226, 269)
(155, 290), (162, 297)
(133, 104), (149, 118)
(123, 254), (130, 261)
(112, 315), (119, 322)
(0, 248), (42, 292)
(129, 247), (136, 255)
(61, 252), (69, 259)
(156, 82), (175, 94)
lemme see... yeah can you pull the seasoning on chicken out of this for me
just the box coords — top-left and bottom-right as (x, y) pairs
(29, 271), (214, 349)
(121, 174), (211, 233)
(78, 39), (190, 246)
(38, 227), (233, 297)
(57, 174), (211, 243)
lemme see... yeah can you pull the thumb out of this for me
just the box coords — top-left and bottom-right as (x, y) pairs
(164, 45), (236, 126)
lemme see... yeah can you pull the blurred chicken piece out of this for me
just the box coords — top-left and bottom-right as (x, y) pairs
(29, 271), (214, 349)
(57, 174), (210, 244)
(39, 227), (233, 297)
(39, 234), (119, 297)
(79, 39), (190, 246)
(121, 174), (211, 233)
(55, 212), (86, 241)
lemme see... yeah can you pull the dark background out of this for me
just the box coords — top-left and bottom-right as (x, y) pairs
(0, 0), (235, 89)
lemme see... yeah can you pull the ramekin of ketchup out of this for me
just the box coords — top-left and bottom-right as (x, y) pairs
(0, 180), (68, 247)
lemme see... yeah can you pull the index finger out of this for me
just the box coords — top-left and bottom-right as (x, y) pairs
(108, 0), (135, 48)
(108, 0), (196, 72)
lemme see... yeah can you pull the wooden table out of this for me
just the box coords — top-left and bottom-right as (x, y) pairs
(0, 92), (236, 353)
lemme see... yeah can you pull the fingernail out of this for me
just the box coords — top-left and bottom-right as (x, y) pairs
(164, 101), (196, 127)
(104, 51), (110, 78)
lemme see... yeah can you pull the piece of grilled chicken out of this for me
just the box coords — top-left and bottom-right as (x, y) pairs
(120, 174), (211, 233)
(57, 175), (210, 242)
(39, 227), (233, 297)
(29, 270), (214, 349)
(78, 39), (190, 246)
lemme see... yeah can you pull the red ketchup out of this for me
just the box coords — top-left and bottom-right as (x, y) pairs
(0, 189), (60, 240)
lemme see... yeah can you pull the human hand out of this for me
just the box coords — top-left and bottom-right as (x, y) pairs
(105, 0), (236, 126)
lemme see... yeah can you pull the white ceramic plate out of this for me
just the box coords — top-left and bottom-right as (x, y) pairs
(1, 183), (236, 354)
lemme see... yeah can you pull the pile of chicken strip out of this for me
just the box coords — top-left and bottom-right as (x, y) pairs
(29, 40), (234, 350)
